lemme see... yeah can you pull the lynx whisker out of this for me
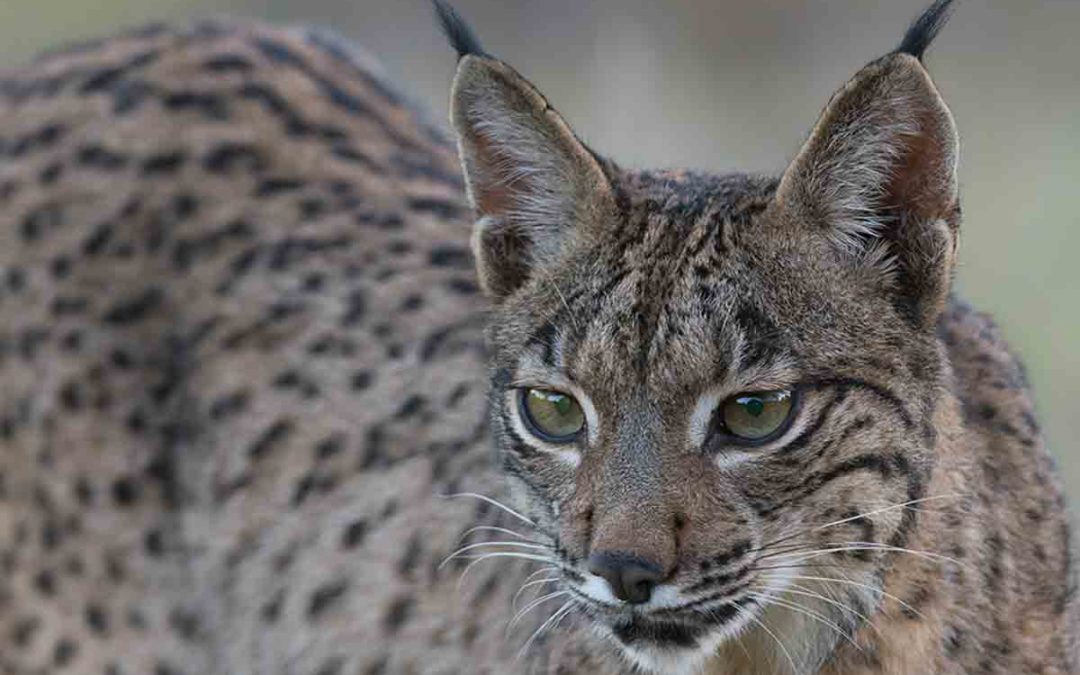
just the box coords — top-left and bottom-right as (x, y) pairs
(455, 551), (557, 593)
(507, 590), (569, 632)
(746, 589), (864, 654)
(776, 583), (883, 639)
(759, 542), (971, 570)
(757, 493), (968, 553)
(738, 605), (799, 675)
(460, 525), (546, 544)
(515, 600), (575, 662)
(513, 575), (561, 610)
(442, 492), (537, 527)
(439, 540), (552, 571)
(773, 574), (926, 620)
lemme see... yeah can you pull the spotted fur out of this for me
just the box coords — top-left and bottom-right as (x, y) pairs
(0, 4), (1073, 675)
(0, 20), (528, 675)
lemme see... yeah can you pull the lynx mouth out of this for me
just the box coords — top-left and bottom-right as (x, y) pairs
(569, 585), (752, 650)
(609, 617), (710, 648)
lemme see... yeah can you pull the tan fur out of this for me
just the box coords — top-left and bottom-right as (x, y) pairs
(0, 12), (1074, 675)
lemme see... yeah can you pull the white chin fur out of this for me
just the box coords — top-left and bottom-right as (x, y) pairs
(611, 618), (751, 675)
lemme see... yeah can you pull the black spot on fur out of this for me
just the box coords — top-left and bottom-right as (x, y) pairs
(82, 221), (114, 256)
(20, 204), (63, 243)
(83, 603), (108, 637)
(49, 256), (72, 279)
(103, 287), (164, 325)
(12, 617), (40, 648)
(395, 395), (425, 419)
(291, 472), (337, 507)
(208, 391), (249, 421)
(315, 434), (346, 459)
(203, 54), (254, 72)
(256, 177), (304, 196)
(408, 196), (464, 219)
(145, 529), (165, 557)
(341, 519), (368, 549)
(248, 419), (294, 460)
(253, 37), (306, 67)
(112, 79), (153, 114)
(382, 596), (414, 634)
(39, 162), (63, 184)
(308, 580), (349, 619)
(203, 142), (266, 173)
(351, 370), (374, 391)
(80, 66), (125, 94)
(111, 476), (140, 507)
(77, 144), (127, 170)
(162, 90), (229, 120)
(331, 145), (379, 168)
(35, 569), (57, 596)
(53, 638), (78, 667)
(340, 290), (367, 327)
(261, 591), (284, 623)
(429, 245), (472, 269)
(169, 608), (200, 642)
(141, 151), (186, 174)
(397, 534), (423, 579)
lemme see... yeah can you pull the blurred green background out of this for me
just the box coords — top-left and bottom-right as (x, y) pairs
(2, 0), (1077, 493)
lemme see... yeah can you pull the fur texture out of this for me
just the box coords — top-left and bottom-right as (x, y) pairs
(0, 2), (1073, 674)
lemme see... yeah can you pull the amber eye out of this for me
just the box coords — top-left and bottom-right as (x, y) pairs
(719, 390), (796, 442)
(520, 389), (585, 442)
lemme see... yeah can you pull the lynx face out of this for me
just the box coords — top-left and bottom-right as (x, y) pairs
(440, 0), (959, 670)
(483, 171), (947, 671)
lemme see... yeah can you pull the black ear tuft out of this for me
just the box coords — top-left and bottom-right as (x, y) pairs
(433, 0), (489, 60)
(897, 0), (956, 60)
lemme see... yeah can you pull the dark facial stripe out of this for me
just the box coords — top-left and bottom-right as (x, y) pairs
(818, 377), (914, 429)
(774, 391), (839, 457)
(650, 592), (751, 621)
(702, 540), (752, 571)
(492, 367), (512, 390)
(734, 301), (783, 371)
(500, 411), (540, 461)
(683, 565), (751, 595)
(750, 452), (914, 518)
(886, 451), (925, 550)
(526, 319), (559, 368)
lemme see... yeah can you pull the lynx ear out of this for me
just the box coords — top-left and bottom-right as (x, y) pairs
(437, 3), (615, 299)
(776, 49), (960, 327)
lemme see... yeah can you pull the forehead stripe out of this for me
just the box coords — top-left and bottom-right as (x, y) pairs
(526, 319), (559, 367)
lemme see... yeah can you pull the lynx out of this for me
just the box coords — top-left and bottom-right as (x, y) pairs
(0, 0), (1073, 673)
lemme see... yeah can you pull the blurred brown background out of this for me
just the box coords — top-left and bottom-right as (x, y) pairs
(2, 0), (1077, 493)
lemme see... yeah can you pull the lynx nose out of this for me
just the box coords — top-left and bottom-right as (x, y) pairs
(587, 552), (665, 604)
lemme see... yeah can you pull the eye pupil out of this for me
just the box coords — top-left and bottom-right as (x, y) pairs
(743, 398), (765, 417)
(554, 395), (571, 415)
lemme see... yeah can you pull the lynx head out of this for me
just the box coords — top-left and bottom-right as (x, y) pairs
(438, 0), (959, 671)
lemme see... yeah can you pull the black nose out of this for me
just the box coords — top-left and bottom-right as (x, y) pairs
(587, 552), (665, 604)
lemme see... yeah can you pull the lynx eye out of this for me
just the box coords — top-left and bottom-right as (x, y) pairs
(520, 388), (585, 442)
(719, 389), (796, 443)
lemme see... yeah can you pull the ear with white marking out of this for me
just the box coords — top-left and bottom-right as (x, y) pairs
(776, 52), (960, 327)
(448, 54), (615, 300)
